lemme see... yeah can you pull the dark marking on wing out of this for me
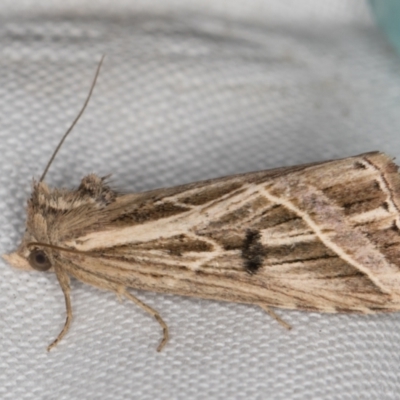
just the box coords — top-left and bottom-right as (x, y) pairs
(113, 202), (190, 224)
(133, 234), (214, 256)
(354, 161), (367, 170)
(323, 178), (386, 216)
(242, 229), (264, 274)
(253, 205), (300, 230)
(96, 235), (214, 258)
(179, 181), (243, 206)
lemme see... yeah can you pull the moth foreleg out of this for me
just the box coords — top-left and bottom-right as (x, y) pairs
(258, 304), (292, 330)
(48, 266), (73, 351)
(123, 290), (169, 352)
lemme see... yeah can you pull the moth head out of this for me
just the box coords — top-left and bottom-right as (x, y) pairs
(3, 212), (55, 273)
(2, 180), (53, 271)
(3, 246), (52, 272)
(3, 176), (116, 272)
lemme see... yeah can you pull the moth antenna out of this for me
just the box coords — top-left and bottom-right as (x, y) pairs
(39, 55), (105, 183)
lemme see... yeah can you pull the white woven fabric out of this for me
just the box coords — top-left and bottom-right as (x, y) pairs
(1, 1), (400, 399)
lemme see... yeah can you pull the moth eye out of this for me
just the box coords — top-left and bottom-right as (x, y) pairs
(28, 249), (52, 271)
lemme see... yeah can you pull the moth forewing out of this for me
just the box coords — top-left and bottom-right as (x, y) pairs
(4, 150), (400, 351)
(58, 151), (400, 313)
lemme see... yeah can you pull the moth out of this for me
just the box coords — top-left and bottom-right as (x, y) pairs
(4, 58), (400, 352)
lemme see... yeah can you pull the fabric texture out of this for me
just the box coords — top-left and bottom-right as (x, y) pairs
(1, 1), (400, 399)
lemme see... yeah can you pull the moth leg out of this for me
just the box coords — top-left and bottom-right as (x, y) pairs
(258, 304), (292, 330)
(123, 290), (169, 352)
(47, 267), (73, 351)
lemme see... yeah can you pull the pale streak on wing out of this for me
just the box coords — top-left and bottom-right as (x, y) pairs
(349, 208), (392, 225)
(65, 183), (262, 250)
(260, 233), (317, 247)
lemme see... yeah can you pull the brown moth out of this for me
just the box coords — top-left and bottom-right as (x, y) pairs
(4, 58), (400, 352)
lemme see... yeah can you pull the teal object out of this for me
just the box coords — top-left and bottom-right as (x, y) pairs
(369, 0), (400, 55)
